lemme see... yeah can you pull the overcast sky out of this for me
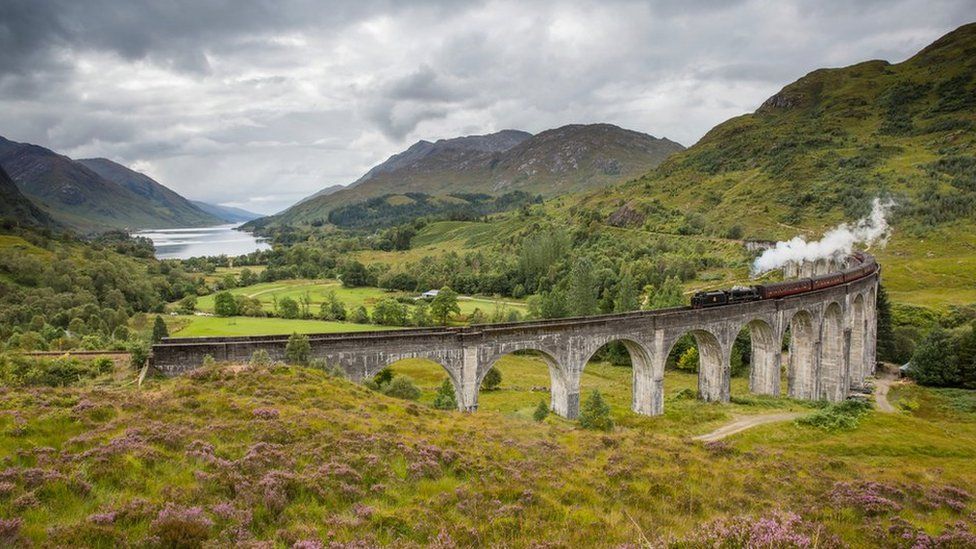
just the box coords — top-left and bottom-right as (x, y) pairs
(1, 1), (973, 214)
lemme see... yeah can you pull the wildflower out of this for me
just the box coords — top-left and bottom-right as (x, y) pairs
(352, 503), (374, 520)
(150, 504), (214, 547)
(253, 408), (280, 420)
(88, 511), (117, 525)
(830, 481), (903, 515)
(0, 517), (23, 544)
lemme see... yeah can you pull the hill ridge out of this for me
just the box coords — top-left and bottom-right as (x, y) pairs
(0, 136), (220, 232)
(257, 123), (683, 228)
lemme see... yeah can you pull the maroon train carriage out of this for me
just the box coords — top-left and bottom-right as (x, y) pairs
(690, 252), (877, 309)
(812, 271), (846, 290)
(755, 278), (812, 300)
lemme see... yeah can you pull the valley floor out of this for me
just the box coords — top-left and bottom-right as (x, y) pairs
(0, 358), (974, 547)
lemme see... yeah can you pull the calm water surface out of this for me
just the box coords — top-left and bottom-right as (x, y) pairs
(135, 224), (270, 260)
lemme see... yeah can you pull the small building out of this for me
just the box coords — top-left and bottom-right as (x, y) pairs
(420, 289), (440, 299)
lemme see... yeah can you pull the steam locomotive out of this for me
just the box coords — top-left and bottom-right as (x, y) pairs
(690, 252), (877, 309)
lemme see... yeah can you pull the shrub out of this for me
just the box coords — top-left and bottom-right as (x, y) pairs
(350, 306), (370, 324)
(285, 333), (311, 366)
(432, 379), (458, 410)
(177, 295), (197, 314)
(411, 301), (432, 327)
(128, 339), (150, 370)
(677, 346), (699, 372)
(150, 504), (213, 548)
(898, 398), (920, 412)
(677, 510), (834, 547)
(309, 359), (346, 378)
(373, 368), (394, 387)
(319, 291), (346, 321)
(0, 355), (111, 387)
(276, 297), (301, 319)
(796, 399), (872, 431)
(579, 390), (613, 431)
(93, 357), (114, 375)
(481, 367), (502, 391)
(383, 376), (421, 400)
(202, 354), (216, 368)
(249, 349), (272, 367)
(151, 315), (169, 343)
(532, 400), (549, 422)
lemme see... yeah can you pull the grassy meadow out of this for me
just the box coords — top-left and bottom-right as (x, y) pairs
(163, 314), (397, 337)
(203, 265), (267, 284)
(0, 356), (973, 546)
(186, 278), (528, 320)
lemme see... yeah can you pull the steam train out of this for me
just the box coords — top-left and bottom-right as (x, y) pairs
(690, 252), (877, 309)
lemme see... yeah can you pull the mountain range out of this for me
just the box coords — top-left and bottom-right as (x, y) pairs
(0, 137), (259, 232)
(253, 123), (684, 228)
(189, 201), (263, 223)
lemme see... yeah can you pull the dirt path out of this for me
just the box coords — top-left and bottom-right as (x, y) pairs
(873, 375), (897, 413)
(693, 412), (804, 442)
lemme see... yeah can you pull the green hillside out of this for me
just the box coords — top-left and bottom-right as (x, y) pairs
(570, 22), (976, 308)
(586, 23), (975, 231)
(0, 138), (220, 232)
(78, 158), (220, 228)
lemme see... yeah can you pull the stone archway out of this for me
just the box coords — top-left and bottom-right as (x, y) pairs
(481, 348), (572, 417)
(664, 330), (726, 403)
(734, 318), (780, 396)
(382, 356), (464, 410)
(579, 338), (657, 416)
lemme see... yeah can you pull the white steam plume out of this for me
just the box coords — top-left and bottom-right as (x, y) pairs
(751, 197), (894, 275)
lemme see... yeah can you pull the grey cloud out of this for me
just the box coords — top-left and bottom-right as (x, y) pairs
(0, 0), (974, 214)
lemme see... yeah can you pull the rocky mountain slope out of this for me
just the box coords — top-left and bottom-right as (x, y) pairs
(0, 137), (219, 232)
(254, 124), (683, 227)
(0, 164), (57, 228)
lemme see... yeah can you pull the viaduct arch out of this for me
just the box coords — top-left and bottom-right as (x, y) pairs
(151, 259), (879, 419)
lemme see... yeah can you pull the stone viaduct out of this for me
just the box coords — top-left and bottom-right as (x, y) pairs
(151, 261), (878, 419)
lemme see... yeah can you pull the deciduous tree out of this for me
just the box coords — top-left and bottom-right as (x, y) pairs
(431, 287), (460, 325)
(214, 291), (238, 316)
(285, 332), (311, 365)
(909, 327), (959, 387)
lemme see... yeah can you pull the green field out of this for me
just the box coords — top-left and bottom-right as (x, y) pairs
(203, 264), (267, 284)
(164, 314), (396, 337)
(187, 279), (528, 319)
(875, 224), (976, 310)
